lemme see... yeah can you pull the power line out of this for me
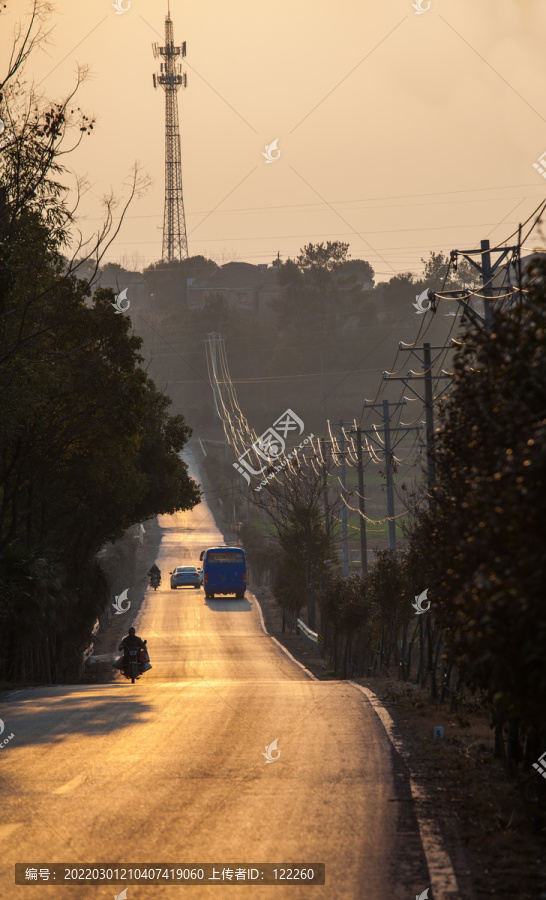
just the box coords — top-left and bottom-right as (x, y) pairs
(84, 183), (546, 221)
(110, 219), (528, 245)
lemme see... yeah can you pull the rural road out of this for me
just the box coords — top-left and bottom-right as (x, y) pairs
(0, 457), (455, 899)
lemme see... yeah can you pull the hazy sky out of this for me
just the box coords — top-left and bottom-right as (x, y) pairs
(4, 0), (546, 277)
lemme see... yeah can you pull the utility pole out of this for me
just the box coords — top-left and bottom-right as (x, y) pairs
(363, 400), (421, 550)
(423, 342), (435, 490)
(320, 414), (420, 557)
(382, 401), (396, 550)
(480, 239), (494, 330)
(319, 432), (372, 569)
(427, 238), (521, 331)
(355, 427), (368, 575)
(321, 437), (329, 537)
(385, 342), (452, 494)
(152, 5), (189, 261)
(207, 332), (221, 420)
(339, 421), (349, 577)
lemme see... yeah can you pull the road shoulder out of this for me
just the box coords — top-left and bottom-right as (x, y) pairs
(251, 584), (545, 900)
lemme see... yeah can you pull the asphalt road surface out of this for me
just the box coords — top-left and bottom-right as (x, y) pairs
(0, 455), (449, 900)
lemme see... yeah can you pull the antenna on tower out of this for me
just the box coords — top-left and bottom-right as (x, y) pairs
(152, 8), (189, 262)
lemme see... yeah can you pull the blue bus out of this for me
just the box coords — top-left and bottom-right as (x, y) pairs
(200, 546), (246, 599)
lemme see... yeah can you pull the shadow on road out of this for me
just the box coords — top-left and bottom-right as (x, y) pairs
(204, 598), (252, 612)
(0, 688), (155, 748)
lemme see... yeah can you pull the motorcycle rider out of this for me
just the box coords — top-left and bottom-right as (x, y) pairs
(147, 562), (161, 583)
(115, 627), (146, 672)
(120, 626), (145, 654)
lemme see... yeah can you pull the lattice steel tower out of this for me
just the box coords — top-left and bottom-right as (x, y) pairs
(152, 5), (188, 262)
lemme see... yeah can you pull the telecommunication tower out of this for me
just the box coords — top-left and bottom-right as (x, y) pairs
(152, 4), (188, 262)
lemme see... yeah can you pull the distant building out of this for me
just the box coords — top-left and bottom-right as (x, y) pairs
(186, 262), (282, 315)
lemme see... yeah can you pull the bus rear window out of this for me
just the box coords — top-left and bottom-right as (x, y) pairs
(207, 552), (244, 564)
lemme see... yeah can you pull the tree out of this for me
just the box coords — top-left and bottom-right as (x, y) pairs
(252, 453), (339, 631)
(364, 549), (409, 676)
(337, 258), (375, 290)
(273, 503), (334, 632)
(421, 250), (481, 291)
(374, 273), (419, 324)
(190, 290), (233, 331)
(335, 258), (376, 325)
(296, 241), (350, 278)
(320, 573), (370, 677)
(0, 1), (200, 682)
(0, 263), (201, 680)
(143, 255), (217, 311)
(274, 241), (351, 329)
(407, 258), (546, 766)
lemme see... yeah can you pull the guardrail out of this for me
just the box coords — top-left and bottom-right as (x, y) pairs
(296, 618), (323, 651)
(82, 618), (100, 667)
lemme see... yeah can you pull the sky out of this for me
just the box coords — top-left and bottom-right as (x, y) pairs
(3, 0), (546, 278)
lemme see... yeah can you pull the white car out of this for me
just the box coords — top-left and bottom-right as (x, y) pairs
(170, 566), (200, 589)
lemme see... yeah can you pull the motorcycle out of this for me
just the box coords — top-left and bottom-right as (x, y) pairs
(120, 641), (151, 683)
(150, 573), (161, 591)
(127, 648), (139, 683)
